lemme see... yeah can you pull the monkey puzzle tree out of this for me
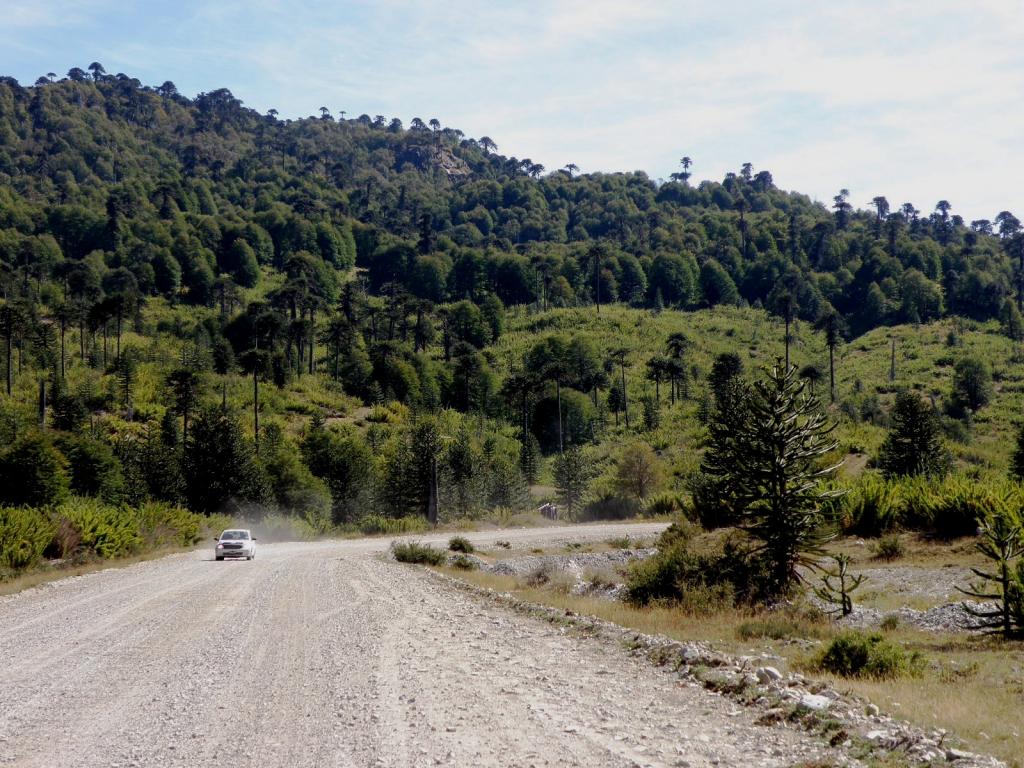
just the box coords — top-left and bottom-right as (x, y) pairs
(701, 362), (842, 598)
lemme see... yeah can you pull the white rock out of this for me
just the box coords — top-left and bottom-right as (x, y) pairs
(799, 694), (832, 711)
(755, 666), (782, 684)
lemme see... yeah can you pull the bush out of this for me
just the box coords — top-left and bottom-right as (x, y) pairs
(134, 502), (204, 548)
(357, 515), (429, 536)
(60, 498), (142, 560)
(448, 535), (475, 553)
(814, 632), (923, 679)
(606, 536), (632, 549)
(643, 491), (685, 518)
(494, 539), (511, 549)
(578, 491), (641, 521)
(655, 520), (697, 549)
(0, 506), (54, 571)
(840, 476), (901, 537)
(915, 477), (1007, 539)
(391, 541), (446, 565)
(449, 554), (478, 570)
(872, 534), (905, 561)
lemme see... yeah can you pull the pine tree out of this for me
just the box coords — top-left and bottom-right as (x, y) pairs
(553, 446), (592, 519)
(701, 362), (842, 598)
(877, 391), (949, 478)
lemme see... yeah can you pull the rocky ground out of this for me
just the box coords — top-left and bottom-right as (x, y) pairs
(484, 549), (994, 635)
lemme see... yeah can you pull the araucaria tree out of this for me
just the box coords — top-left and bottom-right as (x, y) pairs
(876, 391), (949, 477)
(959, 508), (1024, 638)
(701, 362), (842, 598)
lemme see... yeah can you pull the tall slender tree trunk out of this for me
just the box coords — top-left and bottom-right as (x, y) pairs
(556, 379), (563, 454)
(253, 368), (260, 456)
(828, 342), (836, 403)
(116, 313), (122, 367)
(59, 321), (66, 379)
(784, 315), (791, 370)
(621, 361), (630, 429)
(309, 310), (315, 375)
(5, 333), (11, 396)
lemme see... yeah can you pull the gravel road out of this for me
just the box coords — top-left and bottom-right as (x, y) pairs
(0, 523), (848, 768)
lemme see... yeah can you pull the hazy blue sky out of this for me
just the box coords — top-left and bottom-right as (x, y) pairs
(2, 0), (1021, 220)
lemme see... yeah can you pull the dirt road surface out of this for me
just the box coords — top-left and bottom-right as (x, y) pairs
(0, 523), (848, 767)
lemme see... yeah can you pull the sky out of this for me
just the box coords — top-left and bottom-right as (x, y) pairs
(1, 0), (1021, 221)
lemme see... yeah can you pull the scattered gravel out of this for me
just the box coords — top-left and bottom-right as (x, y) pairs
(0, 523), (1006, 768)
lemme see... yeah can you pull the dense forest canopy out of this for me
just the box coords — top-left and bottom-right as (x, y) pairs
(1, 65), (1023, 526)
(1, 66), (1021, 334)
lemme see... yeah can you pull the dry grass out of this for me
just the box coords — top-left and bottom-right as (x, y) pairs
(439, 566), (1024, 767)
(0, 546), (195, 597)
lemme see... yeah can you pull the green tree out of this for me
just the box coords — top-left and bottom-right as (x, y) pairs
(167, 368), (201, 444)
(614, 443), (664, 502)
(553, 446), (592, 519)
(183, 408), (266, 514)
(814, 309), (844, 404)
(1000, 298), (1024, 342)
(300, 421), (373, 523)
(877, 391), (949, 478)
(0, 433), (70, 506)
(701, 363), (841, 598)
(949, 355), (993, 418)
(699, 259), (739, 306)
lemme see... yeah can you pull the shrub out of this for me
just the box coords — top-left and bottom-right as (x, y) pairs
(880, 614), (900, 632)
(872, 534), (905, 561)
(449, 554), (478, 570)
(627, 536), (773, 607)
(655, 520), (696, 549)
(840, 476), (901, 537)
(60, 498), (142, 560)
(814, 632), (922, 679)
(391, 541), (445, 565)
(357, 515), (429, 536)
(134, 502), (203, 548)
(0, 506), (54, 571)
(578, 492), (641, 522)
(606, 536), (632, 549)
(643, 491), (685, 518)
(494, 539), (511, 549)
(448, 535), (475, 553)
(918, 478), (1008, 540)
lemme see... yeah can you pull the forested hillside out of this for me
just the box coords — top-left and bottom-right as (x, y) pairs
(2, 65), (1024, 554)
